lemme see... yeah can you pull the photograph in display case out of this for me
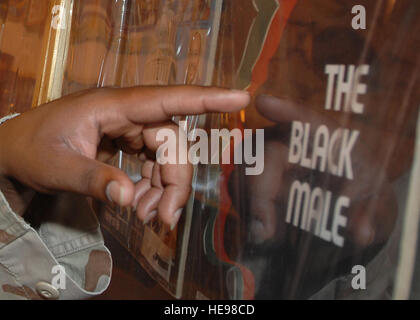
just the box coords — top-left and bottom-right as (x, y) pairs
(216, 0), (420, 300)
(176, 0), (420, 300)
(0, 0), (419, 301)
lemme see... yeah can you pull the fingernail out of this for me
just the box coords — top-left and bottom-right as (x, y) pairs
(106, 181), (125, 206)
(228, 90), (250, 100)
(213, 90), (250, 101)
(170, 208), (183, 231)
(230, 89), (250, 95)
(143, 210), (157, 225)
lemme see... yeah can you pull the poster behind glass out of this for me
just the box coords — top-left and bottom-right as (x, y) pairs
(0, 0), (420, 300)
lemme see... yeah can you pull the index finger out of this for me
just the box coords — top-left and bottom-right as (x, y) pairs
(108, 86), (250, 123)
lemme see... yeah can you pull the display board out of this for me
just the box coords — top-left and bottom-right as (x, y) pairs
(216, 0), (420, 300)
(0, 0), (419, 300)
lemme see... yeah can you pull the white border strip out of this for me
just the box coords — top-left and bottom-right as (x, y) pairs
(394, 107), (420, 300)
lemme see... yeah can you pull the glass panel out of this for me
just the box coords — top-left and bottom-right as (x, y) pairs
(0, 0), (419, 300)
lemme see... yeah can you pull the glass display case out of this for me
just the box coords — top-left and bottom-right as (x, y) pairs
(0, 0), (419, 300)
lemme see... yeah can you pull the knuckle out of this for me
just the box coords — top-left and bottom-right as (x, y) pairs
(84, 166), (101, 197)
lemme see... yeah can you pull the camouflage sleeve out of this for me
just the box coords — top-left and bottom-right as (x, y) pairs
(0, 188), (113, 300)
(0, 115), (112, 300)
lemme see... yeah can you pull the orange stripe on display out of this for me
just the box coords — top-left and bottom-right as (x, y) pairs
(248, 0), (297, 95)
(214, 0), (298, 300)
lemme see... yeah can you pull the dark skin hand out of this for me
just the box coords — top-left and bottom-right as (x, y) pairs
(0, 86), (250, 227)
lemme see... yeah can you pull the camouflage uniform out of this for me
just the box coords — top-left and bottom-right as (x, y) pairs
(0, 115), (112, 300)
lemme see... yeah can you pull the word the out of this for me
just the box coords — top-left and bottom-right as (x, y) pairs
(325, 64), (370, 114)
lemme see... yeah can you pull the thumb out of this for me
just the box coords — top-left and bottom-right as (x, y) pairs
(56, 153), (135, 207)
(0, 176), (36, 216)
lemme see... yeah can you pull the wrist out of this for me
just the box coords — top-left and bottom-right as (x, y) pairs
(0, 113), (20, 176)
